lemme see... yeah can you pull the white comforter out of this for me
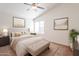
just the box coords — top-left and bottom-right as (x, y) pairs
(10, 35), (36, 50)
(10, 35), (44, 56)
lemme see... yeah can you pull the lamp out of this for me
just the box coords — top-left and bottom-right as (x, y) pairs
(3, 28), (8, 36)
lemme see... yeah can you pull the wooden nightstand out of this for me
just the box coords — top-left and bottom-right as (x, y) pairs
(0, 36), (10, 47)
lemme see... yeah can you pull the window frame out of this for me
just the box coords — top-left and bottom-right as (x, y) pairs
(34, 21), (44, 34)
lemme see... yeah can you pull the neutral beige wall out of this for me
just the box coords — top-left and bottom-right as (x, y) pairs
(34, 4), (79, 46)
(0, 11), (29, 32)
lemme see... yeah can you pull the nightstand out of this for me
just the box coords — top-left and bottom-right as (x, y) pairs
(0, 36), (10, 47)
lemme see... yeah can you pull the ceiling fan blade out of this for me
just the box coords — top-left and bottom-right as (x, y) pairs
(24, 3), (32, 6)
(37, 6), (45, 9)
(24, 3), (45, 10)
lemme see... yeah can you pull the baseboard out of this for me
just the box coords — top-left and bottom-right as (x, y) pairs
(50, 42), (69, 47)
(50, 42), (73, 51)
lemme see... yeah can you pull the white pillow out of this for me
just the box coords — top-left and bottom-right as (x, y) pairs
(11, 32), (22, 37)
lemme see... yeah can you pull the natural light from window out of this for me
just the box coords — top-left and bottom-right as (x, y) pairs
(34, 21), (44, 34)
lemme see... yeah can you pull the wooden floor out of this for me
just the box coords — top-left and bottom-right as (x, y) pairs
(0, 43), (73, 56)
(39, 43), (73, 56)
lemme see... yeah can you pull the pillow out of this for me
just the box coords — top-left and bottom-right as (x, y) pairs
(15, 32), (22, 37)
(21, 32), (27, 35)
(11, 32), (22, 37)
(30, 33), (36, 35)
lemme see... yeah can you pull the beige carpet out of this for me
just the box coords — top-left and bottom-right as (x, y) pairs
(0, 43), (73, 56)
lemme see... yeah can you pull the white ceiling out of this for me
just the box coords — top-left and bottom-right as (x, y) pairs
(0, 3), (58, 20)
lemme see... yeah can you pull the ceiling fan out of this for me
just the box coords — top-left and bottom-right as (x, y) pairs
(24, 3), (45, 10)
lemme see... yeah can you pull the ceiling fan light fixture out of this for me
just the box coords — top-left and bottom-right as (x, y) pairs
(32, 3), (37, 9)
(32, 6), (37, 9)
(24, 3), (44, 10)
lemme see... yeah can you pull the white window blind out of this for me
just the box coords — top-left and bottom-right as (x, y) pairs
(34, 21), (44, 34)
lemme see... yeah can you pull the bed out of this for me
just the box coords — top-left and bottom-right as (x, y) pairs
(10, 33), (49, 56)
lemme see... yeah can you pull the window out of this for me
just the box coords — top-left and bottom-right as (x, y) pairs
(34, 21), (44, 34)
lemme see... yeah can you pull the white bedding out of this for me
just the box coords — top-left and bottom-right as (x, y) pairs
(10, 35), (45, 56)
(15, 37), (44, 56)
(10, 35), (36, 49)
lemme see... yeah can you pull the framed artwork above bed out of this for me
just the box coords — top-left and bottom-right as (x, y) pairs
(54, 17), (68, 30)
(13, 17), (25, 28)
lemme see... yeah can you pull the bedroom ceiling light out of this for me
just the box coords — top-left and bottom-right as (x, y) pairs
(32, 5), (37, 9)
(31, 3), (37, 9)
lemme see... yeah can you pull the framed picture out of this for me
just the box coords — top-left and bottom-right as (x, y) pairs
(13, 17), (25, 28)
(54, 17), (68, 30)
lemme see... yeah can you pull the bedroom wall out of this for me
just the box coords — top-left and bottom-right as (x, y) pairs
(34, 4), (79, 46)
(0, 11), (30, 32)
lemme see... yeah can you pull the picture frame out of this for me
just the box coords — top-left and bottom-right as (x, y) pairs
(54, 17), (68, 30)
(13, 17), (25, 28)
